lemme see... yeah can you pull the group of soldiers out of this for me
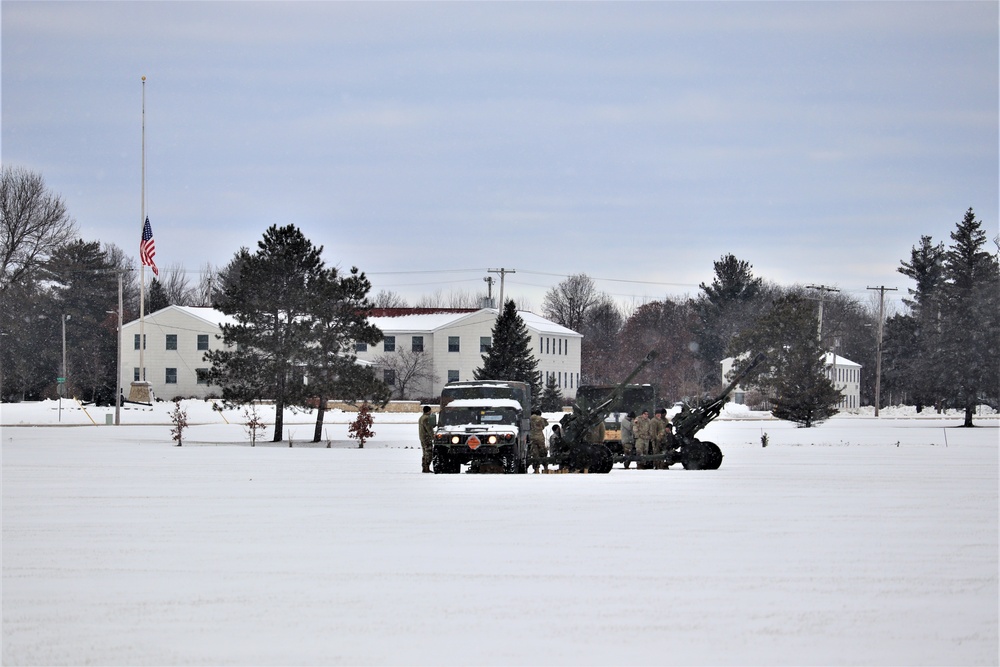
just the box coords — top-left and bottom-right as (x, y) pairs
(417, 404), (676, 474)
(619, 408), (674, 469)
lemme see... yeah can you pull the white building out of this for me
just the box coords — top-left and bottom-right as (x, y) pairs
(120, 305), (580, 403)
(721, 353), (862, 410)
(120, 306), (235, 400)
(355, 308), (582, 400)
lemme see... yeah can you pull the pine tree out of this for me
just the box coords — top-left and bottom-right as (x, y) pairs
(892, 235), (946, 411)
(475, 299), (542, 406)
(205, 225), (325, 442)
(730, 293), (841, 427)
(693, 254), (765, 391)
(540, 374), (564, 411)
(938, 208), (999, 426)
(147, 278), (169, 313)
(305, 265), (387, 442)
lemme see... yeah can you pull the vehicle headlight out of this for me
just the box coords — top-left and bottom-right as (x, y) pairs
(487, 435), (498, 445)
(450, 435), (461, 445)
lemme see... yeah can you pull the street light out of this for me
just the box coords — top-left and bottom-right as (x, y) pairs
(59, 314), (70, 422)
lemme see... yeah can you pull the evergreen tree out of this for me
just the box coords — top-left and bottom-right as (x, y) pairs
(147, 278), (169, 313)
(305, 265), (387, 442)
(730, 293), (841, 427)
(41, 240), (120, 403)
(475, 300), (542, 406)
(692, 254), (765, 390)
(205, 225), (325, 442)
(892, 235), (946, 411)
(540, 373), (564, 411)
(938, 208), (999, 426)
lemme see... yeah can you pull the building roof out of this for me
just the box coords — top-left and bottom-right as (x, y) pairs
(368, 307), (580, 336)
(824, 353), (861, 368)
(122, 305), (237, 329)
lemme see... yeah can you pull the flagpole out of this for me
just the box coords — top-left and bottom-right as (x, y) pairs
(129, 75), (151, 404)
(139, 75), (146, 381)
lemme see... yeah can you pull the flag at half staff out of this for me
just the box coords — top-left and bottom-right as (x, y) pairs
(140, 217), (158, 276)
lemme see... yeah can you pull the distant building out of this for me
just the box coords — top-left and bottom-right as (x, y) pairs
(120, 305), (581, 403)
(721, 353), (862, 409)
(120, 306), (234, 400)
(355, 308), (582, 400)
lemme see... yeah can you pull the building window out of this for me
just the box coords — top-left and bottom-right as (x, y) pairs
(448, 369), (459, 383)
(545, 338), (550, 354)
(166, 334), (177, 350)
(196, 368), (209, 384)
(412, 336), (423, 352)
(448, 336), (460, 352)
(133, 334), (146, 350)
(481, 336), (491, 353)
(165, 368), (177, 384)
(355, 342), (368, 352)
(383, 369), (395, 386)
(133, 367), (140, 381)
(558, 339), (562, 355)
(383, 336), (395, 352)
(197, 334), (209, 351)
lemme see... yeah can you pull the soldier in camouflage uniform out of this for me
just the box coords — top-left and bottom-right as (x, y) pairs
(633, 409), (652, 468)
(651, 408), (668, 469)
(620, 411), (636, 469)
(529, 409), (549, 473)
(418, 405), (435, 473)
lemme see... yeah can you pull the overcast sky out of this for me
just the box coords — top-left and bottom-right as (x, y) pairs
(3, 1), (997, 312)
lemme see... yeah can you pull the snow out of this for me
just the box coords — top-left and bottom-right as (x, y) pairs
(3, 400), (997, 666)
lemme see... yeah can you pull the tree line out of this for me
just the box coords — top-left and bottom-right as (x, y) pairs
(3, 166), (997, 428)
(541, 209), (998, 426)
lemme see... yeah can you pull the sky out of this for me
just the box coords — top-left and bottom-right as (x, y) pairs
(2, 1), (997, 312)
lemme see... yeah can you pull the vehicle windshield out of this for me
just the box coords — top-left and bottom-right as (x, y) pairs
(439, 406), (520, 427)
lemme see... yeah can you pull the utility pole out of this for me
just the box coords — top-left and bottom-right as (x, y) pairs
(867, 285), (897, 417)
(487, 268), (515, 311)
(805, 284), (840, 342)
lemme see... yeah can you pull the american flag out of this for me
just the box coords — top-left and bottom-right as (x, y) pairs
(140, 217), (158, 276)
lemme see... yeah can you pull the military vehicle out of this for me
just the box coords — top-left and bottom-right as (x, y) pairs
(534, 350), (767, 473)
(431, 380), (531, 474)
(575, 383), (657, 454)
(628, 351), (768, 470)
(538, 351), (659, 473)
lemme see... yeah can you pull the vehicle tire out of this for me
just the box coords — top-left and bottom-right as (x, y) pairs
(681, 440), (709, 470)
(501, 446), (517, 474)
(703, 441), (724, 470)
(432, 447), (447, 474)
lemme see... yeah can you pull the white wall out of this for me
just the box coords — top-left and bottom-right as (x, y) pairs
(120, 307), (227, 400)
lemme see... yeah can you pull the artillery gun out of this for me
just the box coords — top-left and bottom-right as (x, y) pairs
(538, 350), (659, 474)
(631, 351), (768, 470)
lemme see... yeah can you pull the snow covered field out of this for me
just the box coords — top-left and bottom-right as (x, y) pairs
(3, 400), (997, 666)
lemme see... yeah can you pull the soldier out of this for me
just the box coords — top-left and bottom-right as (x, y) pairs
(418, 405), (435, 473)
(620, 411), (636, 469)
(633, 409), (652, 468)
(651, 408), (668, 469)
(529, 409), (549, 473)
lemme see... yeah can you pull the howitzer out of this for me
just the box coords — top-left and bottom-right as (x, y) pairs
(540, 350), (659, 473)
(634, 351), (768, 470)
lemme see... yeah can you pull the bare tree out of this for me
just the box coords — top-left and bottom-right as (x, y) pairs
(0, 167), (78, 292)
(415, 290), (445, 308)
(373, 350), (438, 399)
(372, 289), (408, 308)
(542, 273), (603, 332)
(194, 262), (219, 307)
(159, 263), (194, 306)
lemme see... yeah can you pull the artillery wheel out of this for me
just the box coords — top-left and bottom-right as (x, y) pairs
(702, 441), (724, 470)
(591, 444), (614, 474)
(681, 440), (710, 470)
